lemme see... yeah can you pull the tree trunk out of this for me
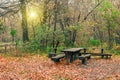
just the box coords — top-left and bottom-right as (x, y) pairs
(32, 25), (35, 39)
(12, 36), (15, 42)
(42, 0), (47, 24)
(20, 0), (29, 42)
(53, 0), (58, 48)
(107, 21), (113, 49)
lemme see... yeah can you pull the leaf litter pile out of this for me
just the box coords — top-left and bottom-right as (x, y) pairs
(0, 54), (120, 80)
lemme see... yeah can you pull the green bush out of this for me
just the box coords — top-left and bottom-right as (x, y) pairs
(10, 28), (16, 36)
(57, 45), (64, 52)
(10, 28), (17, 42)
(22, 40), (40, 52)
(89, 38), (100, 47)
(47, 46), (54, 53)
(110, 47), (120, 55)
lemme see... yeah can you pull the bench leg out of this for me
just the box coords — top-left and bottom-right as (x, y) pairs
(70, 54), (74, 63)
(87, 56), (91, 59)
(56, 59), (60, 62)
(109, 56), (111, 58)
(101, 55), (104, 58)
(106, 56), (108, 59)
(82, 59), (86, 65)
(51, 59), (60, 62)
(73, 54), (78, 61)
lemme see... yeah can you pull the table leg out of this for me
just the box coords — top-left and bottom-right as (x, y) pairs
(70, 54), (73, 63)
(73, 54), (77, 60)
(74, 53), (79, 60)
(65, 53), (69, 65)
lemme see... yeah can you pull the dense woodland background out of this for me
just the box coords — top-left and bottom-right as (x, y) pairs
(0, 0), (120, 54)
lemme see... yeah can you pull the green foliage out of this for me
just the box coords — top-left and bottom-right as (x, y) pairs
(65, 25), (81, 31)
(35, 24), (65, 47)
(110, 48), (120, 55)
(57, 45), (64, 52)
(89, 38), (100, 47)
(54, 29), (65, 43)
(101, 43), (108, 49)
(47, 46), (54, 52)
(22, 40), (40, 52)
(46, 45), (64, 53)
(0, 21), (6, 34)
(110, 46), (120, 55)
(99, 1), (112, 11)
(10, 28), (16, 37)
(96, 0), (120, 49)
(98, 0), (120, 20)
(112, 10), (120, 19)
(15, 40), (19, 46)
(64, 25), (82, 47)
(35, 24), (53, 46)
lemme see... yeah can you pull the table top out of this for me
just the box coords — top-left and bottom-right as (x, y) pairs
(62, 48), (84, 53)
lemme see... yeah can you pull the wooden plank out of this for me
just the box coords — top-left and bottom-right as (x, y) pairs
(51, 54), (65, 62)
(62, 48), (83, 53)
(52, 54), (65, 59)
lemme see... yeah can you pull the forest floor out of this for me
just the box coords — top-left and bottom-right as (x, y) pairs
(0, 54), (120, 80)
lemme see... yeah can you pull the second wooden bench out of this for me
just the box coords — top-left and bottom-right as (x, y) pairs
(78, 54), (91, 65)
(51, 54), (65, 62)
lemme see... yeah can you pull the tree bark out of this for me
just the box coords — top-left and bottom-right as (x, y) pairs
(20, 0), (29, 42)
(53, 0), (58, 48)
(42, 0), (48, 24)
(107, 21), (113, 49)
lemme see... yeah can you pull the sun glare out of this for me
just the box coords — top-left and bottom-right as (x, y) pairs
(30, 11), (37, 19)
(28, 6), (43, 24)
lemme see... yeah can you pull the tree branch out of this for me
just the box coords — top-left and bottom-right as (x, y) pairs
(82, 0), (104, 22)
(0, 0), (20, 17)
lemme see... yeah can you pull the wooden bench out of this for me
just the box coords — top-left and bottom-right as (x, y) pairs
(78, 54), (91, 65)
(51, 54), (65, 62)
(84, 53), (112, 59)
(82, 48), (112, 59)
(101, 53), (112, 59)
(48, 52), (56, 58)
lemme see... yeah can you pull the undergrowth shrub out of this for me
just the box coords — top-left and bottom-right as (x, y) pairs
(110, 46), (120, 55)
(89, 38), (100, 47)
(21, 40), (40, 52)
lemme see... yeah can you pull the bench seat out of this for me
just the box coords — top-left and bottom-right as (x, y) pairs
(82, 48), (112, 59)
(101, 53), (112, 59)
(48, 52), (56, 58)
(84, 53), (112, 59)
(78, 54), (91, 65)
(51, 54), (65, 62)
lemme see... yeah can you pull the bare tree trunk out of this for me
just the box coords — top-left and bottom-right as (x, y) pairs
(107, 21), (113, 49)
(53, 0), (58, 48)
(32, 25), (35, 39)
(20, 0), (29, 42)
(42, 0), (48, 24)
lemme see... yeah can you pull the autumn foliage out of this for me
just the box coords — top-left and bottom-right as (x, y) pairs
(0, 54), (120, 80)
(114, 46), (120, 50)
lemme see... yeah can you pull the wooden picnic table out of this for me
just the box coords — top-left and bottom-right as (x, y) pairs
(62, 48), (84, 65)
